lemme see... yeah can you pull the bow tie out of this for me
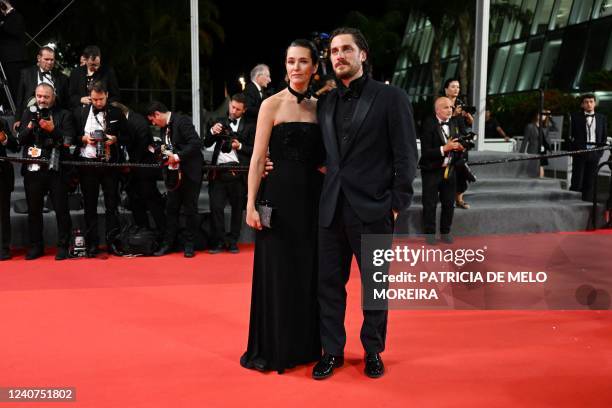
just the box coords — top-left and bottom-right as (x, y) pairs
(39, 71), (51, 80)
(440, 121), (450, 127)
(585, 113), (595, 117)
(287, 85), (312, 104)
(93, 108), (104, 115)
(228, 118), (237, 125)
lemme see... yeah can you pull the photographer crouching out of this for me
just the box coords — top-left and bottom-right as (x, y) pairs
(17, 83), (75, 260)
(419, 96), (474, 245)
(74, 81), (129, 257)
(205, 93), (254, 254)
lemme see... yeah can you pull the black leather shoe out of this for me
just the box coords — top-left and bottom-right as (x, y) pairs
(312, 353), (344, 380)
(227, 243), (239, 254)
(0, 248), (11, 261)
(55, 247), (69, 261)
(25, 247), (44, 260)
(364, 353), (385, 378)
(86, 245), (99, 258)
(208, 244), (224, 254)
(184, 244), (195, 258)
(153, 244), (172, 257)
(440, 233), (454, 244)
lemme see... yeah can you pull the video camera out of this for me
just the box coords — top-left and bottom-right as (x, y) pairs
(90, 129), (107, 160)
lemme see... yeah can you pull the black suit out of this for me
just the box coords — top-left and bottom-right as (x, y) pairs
(317, 77), (418, 356)
(204, 116), (254, 247)
(0, 118), (19, 252)
(569, 112), (608, 201)
(243, 82), (267, 124)
(68, 65), (120, 108)
(419, 115), (464, 235)
(160, 113), (204, 248)
(16, 66), (70, 115)
(125, 111), (164, 230)
(18, 106), (75, 250)
(74, 104), (130, 247)
(0, 9), (26, 111)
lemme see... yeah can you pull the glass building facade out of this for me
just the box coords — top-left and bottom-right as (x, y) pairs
(392, 0), (612, 101)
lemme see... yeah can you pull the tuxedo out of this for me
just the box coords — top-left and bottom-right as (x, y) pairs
(16, 66), (70, 116)
(204, 116), (254, 248)
(74, 104), (130, 249)
(243, 82), (267, 124)
(68, 65), (121, 108)
(160, 113), (204, 248)
(0, 118), (19, 252)
(418, 115), (464, 234)
(125, 111), (164, 230)
(317, 76), (418, 356)
(17, 106), (75, 250)
(569, 111), (608, 201)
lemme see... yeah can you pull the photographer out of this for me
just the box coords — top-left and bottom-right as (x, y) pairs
(443, 78), (475, 209)
(17, 83), (75, 260)
(68, 45), (120, 109)
(204, 93), (254, 254)
(0, 116), (18, 260)
(419, 97), (467, 245)
(74, 81), (129, 257)
(147, 101), (203, 258)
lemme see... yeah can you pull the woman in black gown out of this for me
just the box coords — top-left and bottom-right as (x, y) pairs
(240, 40), (325, 373)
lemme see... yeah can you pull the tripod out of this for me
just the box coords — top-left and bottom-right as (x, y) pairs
(0, 60), (16, 115)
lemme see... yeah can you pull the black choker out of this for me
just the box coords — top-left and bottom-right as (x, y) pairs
(288, 85), (312, 104)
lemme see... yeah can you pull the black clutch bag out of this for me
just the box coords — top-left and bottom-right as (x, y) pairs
(256, 200), (274, 229)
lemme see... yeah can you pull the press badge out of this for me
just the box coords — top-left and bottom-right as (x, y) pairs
(442, 155), (450, 168)
(27, 146), (41, 171)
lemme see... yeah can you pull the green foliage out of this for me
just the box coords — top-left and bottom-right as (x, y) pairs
(583, 70), (612, 91)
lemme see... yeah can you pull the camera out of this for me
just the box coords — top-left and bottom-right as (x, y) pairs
(217, 124), (235, 154)
(29, 105), (51, 124)
(456, 132), (477, 151)
(152, 139), (174, 165)
(90, 129), (107, 160)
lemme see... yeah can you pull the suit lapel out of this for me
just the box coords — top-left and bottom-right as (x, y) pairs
(341, 80), (379, 159)
(323, 91), (340, 161)
(436, 125), (447, 145)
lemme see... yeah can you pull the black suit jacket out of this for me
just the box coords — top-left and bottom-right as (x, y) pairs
(204, 116), (254, 166)
(570, 112), (608, 155)
(165, 113), (204, 183)
(17, 105), (75, 175)
(317, 78), (418, 227)
(73, 104), (130, 163)
(0, 118), (19, 191)
(418, 115), (465, 171)
(243, 82), (266, 124)
(68, 65), (121, 108)
(126, 111), (159, 179)
(16, 66), (70, 115)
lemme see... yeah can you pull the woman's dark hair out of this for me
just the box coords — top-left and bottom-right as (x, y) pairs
(442, 78), (460, 95)
(329, 27), (371, 76)
(286, 39), (319, 65)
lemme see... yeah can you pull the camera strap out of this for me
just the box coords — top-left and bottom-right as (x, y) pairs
(93, 110), (106, 132)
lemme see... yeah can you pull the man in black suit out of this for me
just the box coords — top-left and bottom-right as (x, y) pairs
(0, 115), (18, 260)
(111, 102), (165, 232)
(17, 83), (75, 260)
(147, 101), (203, 258)
(204, 93), (254, 254)
(14, 46), (70, 129)
(419, 97), (466, 245)
(243, 64), (271, 124)
(312, 27), (418, 380)
(0, 0), (26, 113)
(68, 45), (120, 109)
(74, 81), (129, 257)
(569, 94), (608, 201)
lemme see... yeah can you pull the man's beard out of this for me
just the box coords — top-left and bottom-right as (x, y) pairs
(334, 63), (358, 79)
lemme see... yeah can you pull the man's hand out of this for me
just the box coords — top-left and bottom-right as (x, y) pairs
(231, 139), (240, 150)
(443, 138), (464, 152)
(80, 96), (92, 105)
(0, 130), (6, 144)
(12, 121), (20, 131)
(263, 157), (274, 178)
(105, 134), (117, 146)
(167, 154), (178, 166)
(39, 117), (55, 133)
(211, 123), (223, 135)
(392, 209), (399, 221)
(82, 135), (95, 145)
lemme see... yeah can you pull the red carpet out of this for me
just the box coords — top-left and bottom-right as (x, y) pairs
(1, 233), (611, 407)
